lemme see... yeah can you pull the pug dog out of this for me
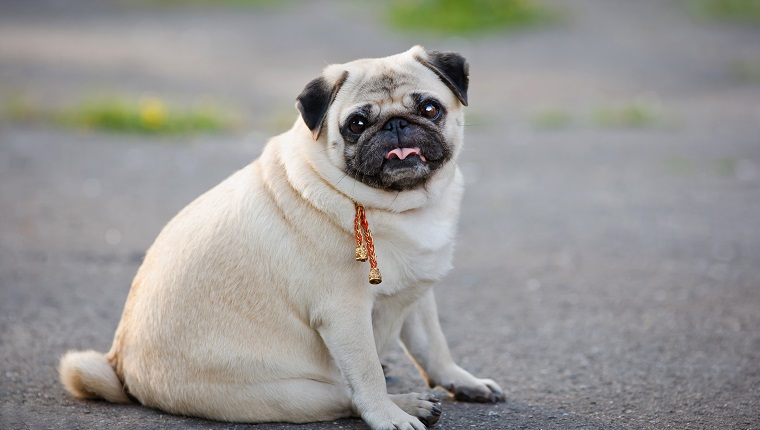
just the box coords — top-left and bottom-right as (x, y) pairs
(59, 46), (504, 430)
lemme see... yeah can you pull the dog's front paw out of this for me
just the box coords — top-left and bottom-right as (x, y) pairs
(433, 365), (505, 403)
(362, 402), (429, 430)
(390, 393), (442, 427)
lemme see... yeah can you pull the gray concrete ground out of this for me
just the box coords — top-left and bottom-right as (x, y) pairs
(1, 0), (760, 429)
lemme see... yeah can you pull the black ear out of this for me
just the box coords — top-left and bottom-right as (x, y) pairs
(418, 50), (469, 106)
(296, 71), (348, 140)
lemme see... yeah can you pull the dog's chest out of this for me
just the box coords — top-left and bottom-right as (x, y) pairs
(369, 208), (457, 291)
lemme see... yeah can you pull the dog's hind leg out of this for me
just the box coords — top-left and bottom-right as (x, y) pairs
(148, 378), (354, 424)
(400, 289), (505, 403)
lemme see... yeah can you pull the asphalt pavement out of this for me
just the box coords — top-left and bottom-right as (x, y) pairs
(1, 1), (759, 429)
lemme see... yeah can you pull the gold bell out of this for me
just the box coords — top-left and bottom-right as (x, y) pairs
(355, 246), (368, 262)
(368, 267), (382, 284)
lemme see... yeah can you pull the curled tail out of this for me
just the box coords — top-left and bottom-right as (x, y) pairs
(59, 350), (131, 404)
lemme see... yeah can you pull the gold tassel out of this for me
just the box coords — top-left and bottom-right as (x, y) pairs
(354, 205), (368, 262)
(354, 203), (382, 284)
(355, 246), (368, 262)
(368, 267), (382, 285)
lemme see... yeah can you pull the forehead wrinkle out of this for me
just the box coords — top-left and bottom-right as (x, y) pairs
(363, 85), (419, 112)
(338, 69), (433, 122)
(358, 72), (411, 98)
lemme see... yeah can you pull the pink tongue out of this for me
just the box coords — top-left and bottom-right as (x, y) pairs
(385, 147), (426, 162)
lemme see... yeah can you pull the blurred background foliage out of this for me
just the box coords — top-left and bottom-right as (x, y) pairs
(2, 0), (759, 136)
(692, 0), (760, 24)
(4, 94), (240, 136)
(385, 0), (556, 35)
(58, 96), (239, 135)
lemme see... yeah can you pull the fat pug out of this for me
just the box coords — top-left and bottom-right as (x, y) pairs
(59, 46), (504, 430)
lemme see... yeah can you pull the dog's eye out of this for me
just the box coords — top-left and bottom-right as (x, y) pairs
(419, 102), (441, 121)
(348, 116), (367, 134)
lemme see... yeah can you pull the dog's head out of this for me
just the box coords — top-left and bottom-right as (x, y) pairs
(296, 46), (469, 191)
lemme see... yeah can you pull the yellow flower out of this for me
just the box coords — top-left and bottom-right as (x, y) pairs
(139, 97), (167, 130)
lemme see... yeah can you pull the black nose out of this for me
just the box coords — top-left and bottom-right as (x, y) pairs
(383, 117), (409, 132)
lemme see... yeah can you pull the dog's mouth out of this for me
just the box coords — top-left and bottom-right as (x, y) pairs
(376, 146), (433, 190)
(385, 147), (427, 163)
(345, 141), (447, 191)
(343, 120), (450, 191)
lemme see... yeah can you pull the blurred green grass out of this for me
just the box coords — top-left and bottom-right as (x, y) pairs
(531, 108), (575, 129)
(530, 98), (669, 130)
(692, 0), (760, 24)
(712, 157), (737, 176)
(3, 94), (241, 136)
(664, 156), (695, 176)
(141, 0), (558, 35)
(732, 59), (760, 82)
(386, 0), (556, 35)
(591, 98), (666, 128)
(663, 156), (741, 177)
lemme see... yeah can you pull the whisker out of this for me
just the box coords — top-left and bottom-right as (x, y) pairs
(335, 171), (350, 186)
(351, 175), (357, 202)
(389, 190), (401, 209)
